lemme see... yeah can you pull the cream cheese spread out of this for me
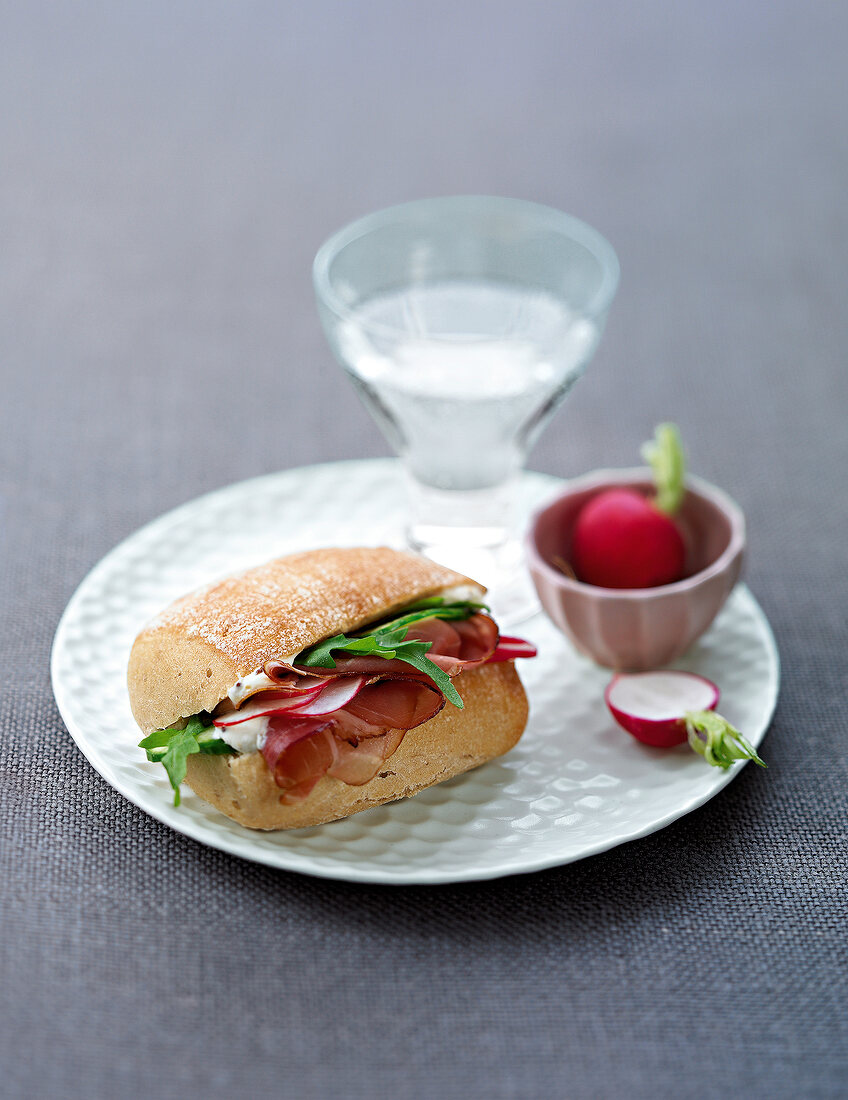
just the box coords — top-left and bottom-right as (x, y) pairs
(214, 714), (270, 755)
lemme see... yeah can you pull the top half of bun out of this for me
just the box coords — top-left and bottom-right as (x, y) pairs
(127, 547), (481, 734)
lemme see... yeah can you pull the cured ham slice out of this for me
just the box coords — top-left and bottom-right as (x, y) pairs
(326, 728), (405, 786)
(248, 611), (534, 800)
(404, 617), (462, 658)
(276, 727), (407, 803)
(261, 716), (335, 773)
(270, 728), (338, 803)
(452, 614), (499, 660)
(290, 654), (433, 679)
(343, 679), (443, 731)
(260, 678), (443, 799)
(421, 613), (499, 672)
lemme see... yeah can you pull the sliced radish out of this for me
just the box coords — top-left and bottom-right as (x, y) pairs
(213, 685), (327, 727)
(488, 636), (538, 662)
(282, 675), (366, 716)
(605, 671), (720, 748)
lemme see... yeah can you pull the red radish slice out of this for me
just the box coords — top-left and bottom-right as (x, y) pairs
(215, 677), (366, 726)
(605, 671), (720, 748)
(282, 675), (366, 716)
(213, 685), (327, 727)
(487, 636), (538, 662)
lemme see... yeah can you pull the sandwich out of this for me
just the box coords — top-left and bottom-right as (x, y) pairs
(128, 546), (535, 829)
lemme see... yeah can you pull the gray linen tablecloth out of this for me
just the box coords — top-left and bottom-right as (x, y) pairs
(3, 2), (847, 1097)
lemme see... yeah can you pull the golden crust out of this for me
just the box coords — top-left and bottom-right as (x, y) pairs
(127, 547), (478, 734)
(183, 662), (528, 829)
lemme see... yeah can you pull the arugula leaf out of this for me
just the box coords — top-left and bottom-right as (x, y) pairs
(367, 603), (485, 637)
(385, 640), (462, 706)
(139, 714), (231, 805)
(299, 631), (464, 707)
(402, 596), (489, 613)
(297, 601), (484, 708)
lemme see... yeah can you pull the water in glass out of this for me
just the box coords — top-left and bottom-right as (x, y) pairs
(338, 279), (598, 494)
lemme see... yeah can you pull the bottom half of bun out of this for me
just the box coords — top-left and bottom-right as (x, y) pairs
(184, 661), (529, 829)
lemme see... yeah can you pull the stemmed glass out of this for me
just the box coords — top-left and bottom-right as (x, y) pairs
(313, 196), (619, 623)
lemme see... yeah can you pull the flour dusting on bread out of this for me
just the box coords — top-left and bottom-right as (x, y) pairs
(144, 547), (472, 671)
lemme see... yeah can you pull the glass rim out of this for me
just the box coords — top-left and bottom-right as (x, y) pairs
(312, 195), (620, 333)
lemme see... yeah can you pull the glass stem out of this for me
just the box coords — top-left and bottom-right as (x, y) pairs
(406, 474), (515, 551)
(403, 471), (539, 625)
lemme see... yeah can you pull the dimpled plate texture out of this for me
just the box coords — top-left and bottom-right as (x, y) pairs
(51, 459), (779, 885)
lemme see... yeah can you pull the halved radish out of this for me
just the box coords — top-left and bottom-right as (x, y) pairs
(606, 671), (767, 769)
(605, 671), (719, 748)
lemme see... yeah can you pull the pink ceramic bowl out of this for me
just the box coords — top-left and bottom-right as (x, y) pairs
(526, 467), (746, 669)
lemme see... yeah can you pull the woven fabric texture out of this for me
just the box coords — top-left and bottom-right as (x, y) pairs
(3, 2), (847, 1097)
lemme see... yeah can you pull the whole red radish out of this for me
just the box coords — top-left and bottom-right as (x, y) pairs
(571, 423), (687, 589)
(572, 488), (685, 589)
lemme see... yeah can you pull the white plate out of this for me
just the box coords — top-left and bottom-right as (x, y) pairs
(51, 459), (779, 885)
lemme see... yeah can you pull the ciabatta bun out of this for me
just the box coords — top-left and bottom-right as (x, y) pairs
(127, 547), (528, 831)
